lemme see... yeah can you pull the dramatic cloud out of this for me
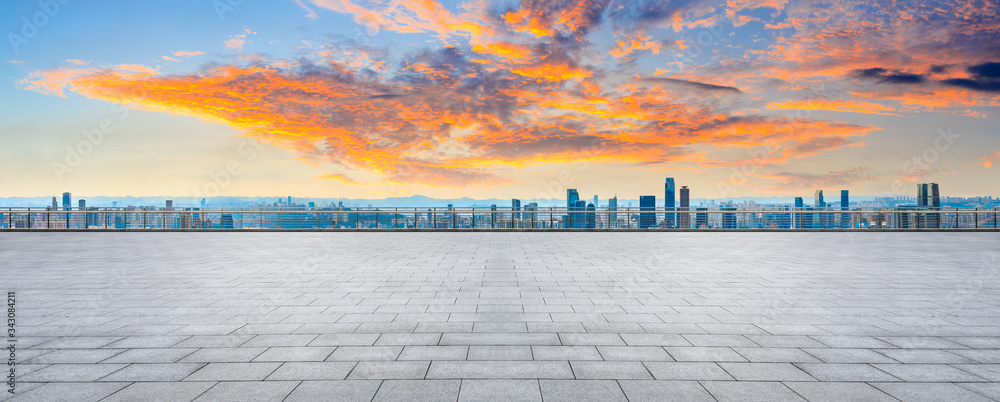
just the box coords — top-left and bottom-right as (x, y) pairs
(22, 0), (999, 190)
(761, 168), (879, 194)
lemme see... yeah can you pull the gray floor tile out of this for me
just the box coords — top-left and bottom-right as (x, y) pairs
(348, 361), (430, 379)
(102, 382), (216, 402)
(398, 346), (469, 360)
(532, 346), (603, 360)
(468, 346), (533, 360)
(539, 380), (627, 402)
(643, 362), (733, 380)
(459, 380), (541, 402)
(872, 382), (994, 402)
(427, 361), (573, 379)
(100, 363), (205, 381)
(265, 362), (357, 380)
(195, 381), (299, 401)
(570, 361), (653, 379)
(619, 380), (715, 401)
(795, 363), (900, 381)
(719, 363), (816, 381)
(373, 380), (461, 402)
(253, 347), (335, 362)
(284, 380), (381, 401)
(701, 381), (806, 402)
(8, 382), (130, 402)
(873, 363), (989, 382)
(329, 346), (403, 361)
(183, 362), (281, 381)
(784, 382), (896, 402)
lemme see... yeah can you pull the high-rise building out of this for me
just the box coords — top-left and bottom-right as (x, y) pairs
(696, 207), (708, 228)
(287, 196), (292, 205)
(840, 190), (850, 228)
(664, 178), (676, 227)
(608, 196), (618, 227)
(586, 203), (596, 229)
(200, 198), (206, 208)
(511, 199), (521, 221)
(165, 200), (174, 210)
(220, 214), (234, 229)
(62, 192), (71, 210)
(917, 183), (941, 228)
(679, 186), (690, 229)
(814, 190), (828, 227)
(525, 202), (538, 225)
(571, 200), (587, 229)
(78, 199), (86, 209)
(793, 197), (804, 229)
(721, 206), (737, 229)
(490, 204), (497, 227)
(567, 189), (579, 208)
(639, 195), (656, 229)
(593, 195), (598, 207)
(51, 197), (57, 210)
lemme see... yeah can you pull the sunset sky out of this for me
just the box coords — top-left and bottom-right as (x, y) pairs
(2, 0), (998, 200)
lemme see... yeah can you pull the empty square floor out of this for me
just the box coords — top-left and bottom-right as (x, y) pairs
(2, 232), (999, 401)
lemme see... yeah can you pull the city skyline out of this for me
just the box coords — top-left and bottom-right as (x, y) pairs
(2, 1), (999, 199)
(8, 179), (998, 210)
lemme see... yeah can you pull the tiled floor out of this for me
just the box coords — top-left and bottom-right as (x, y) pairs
(2, 232), (999, 401)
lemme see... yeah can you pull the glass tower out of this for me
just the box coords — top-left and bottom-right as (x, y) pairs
(639, 195), (656, 229)
(664, 178), (675, 227)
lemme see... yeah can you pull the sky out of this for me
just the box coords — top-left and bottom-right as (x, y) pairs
(1, 0), (998, 201)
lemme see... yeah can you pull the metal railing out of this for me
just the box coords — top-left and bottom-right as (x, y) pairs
(1, 206), (998, 230)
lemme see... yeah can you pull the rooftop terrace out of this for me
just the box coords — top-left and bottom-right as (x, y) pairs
(2, 232), (999, 401)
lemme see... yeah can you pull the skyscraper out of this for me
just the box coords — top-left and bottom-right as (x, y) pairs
(639, 195), (656, 229)
(593, 195), (598, 207)
(794, 197), (804, 229)
(696, 207), (708, 228)
(608, 196), (618, 227)
(917, 183), (941, 228)
(814, 190), (827, 228)
(571, 200), (587, 229)
(721, 206), (737, 229)
(525, 202), (538, 226)
(664, 178), (676, 227)
(840, 190), (850, 228)
(287, 196), (292, 205)
(51, 197), (57, 210)
(586, 203), (596, 229)
(679, 186), (690, 229)
(512, 199), (521, 221)
(78, 199), (86, 209)
(62, 192), (71, 210)
(567, 189), (579, 208)
(165, 200), (173, 210)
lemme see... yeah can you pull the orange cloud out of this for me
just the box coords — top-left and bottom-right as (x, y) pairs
(172, 50), (205, 57)
(316, 173), (358, 183)
(982, 151), (1000, 168)
(766, 99), (901, 116)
